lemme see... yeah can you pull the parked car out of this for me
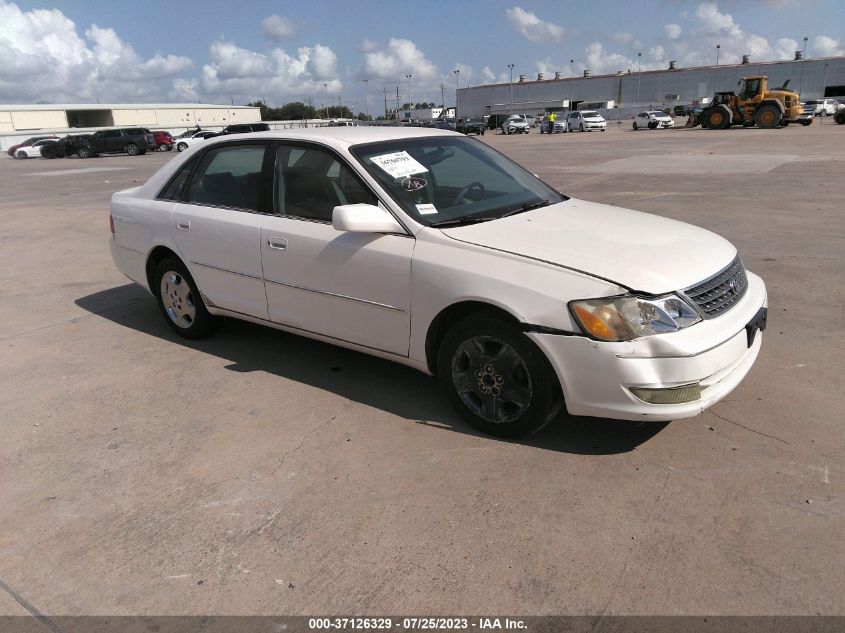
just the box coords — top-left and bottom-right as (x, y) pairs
(216, 122), (271, 135)
(673, 105), (689, 117)
(174, 131), (218, 152)
(12, 138), (59, 159)
(533, 113), (546, 128)
(455, 117), (485, 135)
(175, 127), (204, 139)
(109, 127), (767, 438)
(633, 111), (675, 130)
(434, 119), (456, 131)
(565, 110), (607, 132)
(152, 131), (174, 151)
(539, 115), (566, 134)
(40, 135), (94, 159)
(86, 128), (154, 156)
(502, 115), (530, 134)
(486, 114), (509, 130)
(803, 98), (839, 116)
(6, 135), (59, 157)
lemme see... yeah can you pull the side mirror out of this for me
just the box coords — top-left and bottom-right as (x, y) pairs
(332, 204), (405, 234)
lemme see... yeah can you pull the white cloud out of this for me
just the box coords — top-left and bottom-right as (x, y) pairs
(814, 35), (844, 57)
(359, 38), (378, 53)
(261, 14), (296, 41)
(665, 24), (682, 40)
(613, 32), (641, 48)
(0, 1), (192, 102)
(506, 6), (565, 43)
(362, 38), (437, 81)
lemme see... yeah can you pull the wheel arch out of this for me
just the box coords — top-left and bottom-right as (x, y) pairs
(145, 245), (182, 295)
(424, 300), (524, 375)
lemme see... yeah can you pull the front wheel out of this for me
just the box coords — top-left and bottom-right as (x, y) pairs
(15, 151), (27, 159)
(126, 143), (140, 156)
(754, 104), (781, 129)
(437, 315), (562, 438)
(77, 147), (92, 158)
(154, 258), (217, 339)
(177, 142), (188, 151)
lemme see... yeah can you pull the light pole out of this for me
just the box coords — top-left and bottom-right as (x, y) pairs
(569, 59), (574, 110)
(800, 36), (809, 96)
(713, 44), (721, 94)
(453, 69), (460, 117)
(362, 79), (369, 120)
(507, 63), (515, 114)
(323, 82), (328, 119)
(405, 73), (412, 114)
(636, 52), (642, 106)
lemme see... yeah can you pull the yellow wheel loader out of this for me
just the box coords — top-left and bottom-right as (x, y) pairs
(701, 75), (813, 129)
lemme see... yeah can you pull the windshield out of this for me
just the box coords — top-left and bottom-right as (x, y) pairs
(580, 111), (600, 118)
(351, 136), (567, 226)
(648, 111), (666, 116)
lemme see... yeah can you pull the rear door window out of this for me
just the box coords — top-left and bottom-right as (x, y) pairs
(186, 144), (267, 211)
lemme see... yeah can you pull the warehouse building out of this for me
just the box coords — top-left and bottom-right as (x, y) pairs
(0, 103), (261, 149)
(456, 55), (845, 120)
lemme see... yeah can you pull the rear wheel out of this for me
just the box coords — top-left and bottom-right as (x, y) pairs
(158, 143), (168, 151)
(835, 111), (845, 125)
(77, 146), (92, 158)
(15, 151), (27, 159)
(632, 122), (638, 130)
(754, 104), (781, 129)
(437, 315), (562, 438)
(154, 258), (217, 339)
(126, 143), (140, 156)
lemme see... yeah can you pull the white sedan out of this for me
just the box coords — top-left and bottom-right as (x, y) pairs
(633, 111), (675, 130)
(174, 131), (218, 151)
(13, 138), (57, 159)
(110, 128), (767, 437)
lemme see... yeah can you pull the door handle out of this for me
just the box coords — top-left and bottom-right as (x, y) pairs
(267, 237), (288, 251)
(176, 219), (190, 230)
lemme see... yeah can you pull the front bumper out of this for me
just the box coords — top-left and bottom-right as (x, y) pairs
(528, 271), (767, 421)
(584, 121), (606, 130)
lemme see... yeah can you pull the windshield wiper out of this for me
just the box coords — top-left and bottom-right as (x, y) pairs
(429, 215), (497, 227)
(498, 200), (552, 218)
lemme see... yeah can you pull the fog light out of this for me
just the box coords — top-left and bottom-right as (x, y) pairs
(630, 383), (702, 404)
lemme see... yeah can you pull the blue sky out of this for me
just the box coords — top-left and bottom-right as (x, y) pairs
(2, 0), (843, 110)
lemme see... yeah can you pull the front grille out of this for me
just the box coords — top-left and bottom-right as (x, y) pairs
(683, 256), (748, 319)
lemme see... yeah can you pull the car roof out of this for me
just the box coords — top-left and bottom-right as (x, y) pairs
(201, 126), (456, 151)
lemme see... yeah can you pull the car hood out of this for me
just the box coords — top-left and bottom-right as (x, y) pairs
(439, 198), (737, 294)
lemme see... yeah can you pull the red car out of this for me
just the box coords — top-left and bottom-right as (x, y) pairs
(151, 131), (174, 151)
(6, 135), (59, 157)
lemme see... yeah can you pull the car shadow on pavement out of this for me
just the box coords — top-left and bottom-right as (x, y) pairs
(76, 284), (669, 455)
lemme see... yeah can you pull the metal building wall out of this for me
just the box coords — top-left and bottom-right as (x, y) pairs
(457, 57), (845, 118)
(9, 109), (68, 130)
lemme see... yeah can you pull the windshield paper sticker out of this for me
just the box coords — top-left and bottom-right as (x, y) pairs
(370, 151), (428, 179)
(415, 204), (438, 215)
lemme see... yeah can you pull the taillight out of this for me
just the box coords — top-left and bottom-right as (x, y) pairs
(109, 214), (115, 237)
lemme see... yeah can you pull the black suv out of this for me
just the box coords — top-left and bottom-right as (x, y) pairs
(40, 135), (94, 159)
(216, 122), (271, 135)
(86, 128), (154, 156)
(456, 117), (485, 135)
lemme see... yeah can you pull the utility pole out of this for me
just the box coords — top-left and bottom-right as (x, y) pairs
(508, 63), (515, 114)
(383, 86), (388, 119)
(453, 69), (460, 118)
(569, 59), (574, 110)
(637, 52), (642, 106)
(405, 74), (413, 113)
(323, 83), (328, 119)
(362, 79), (369, 120)
(440, 82), (445, 112)
(800, 36), (809, 96)
(713, 44), (721, 95)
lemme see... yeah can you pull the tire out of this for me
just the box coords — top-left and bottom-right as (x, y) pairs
(158, 144), (167, 152)
(703, 107), (730, 130)
(177, 142), (188, 151)
(153, 258), (217, 340)
(15, 151), (27, 159)
(648, 121), (658, 129)
(437, 315), (562, 438)
(480, 129), (484, 135)
(43, 151), (56, 159)
(835, 111), (845, 125)
(754, 104), (781, 129)
(633, 122), (638, 130)
(801, 119), (812, 126)
(580, 123), (585, 132)
(77, 146), (92, 158)
(126, 143), (140, 156)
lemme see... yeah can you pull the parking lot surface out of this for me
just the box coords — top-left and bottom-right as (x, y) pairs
(1, 121), (843, 616)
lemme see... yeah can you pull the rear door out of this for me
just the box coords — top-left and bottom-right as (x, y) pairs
(171, 141), (271, 318)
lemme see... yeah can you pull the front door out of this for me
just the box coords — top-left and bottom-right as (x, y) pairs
(260, 143), (413, 356)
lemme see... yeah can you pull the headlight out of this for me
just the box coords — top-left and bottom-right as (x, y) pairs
(569, 294), (701, 342)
